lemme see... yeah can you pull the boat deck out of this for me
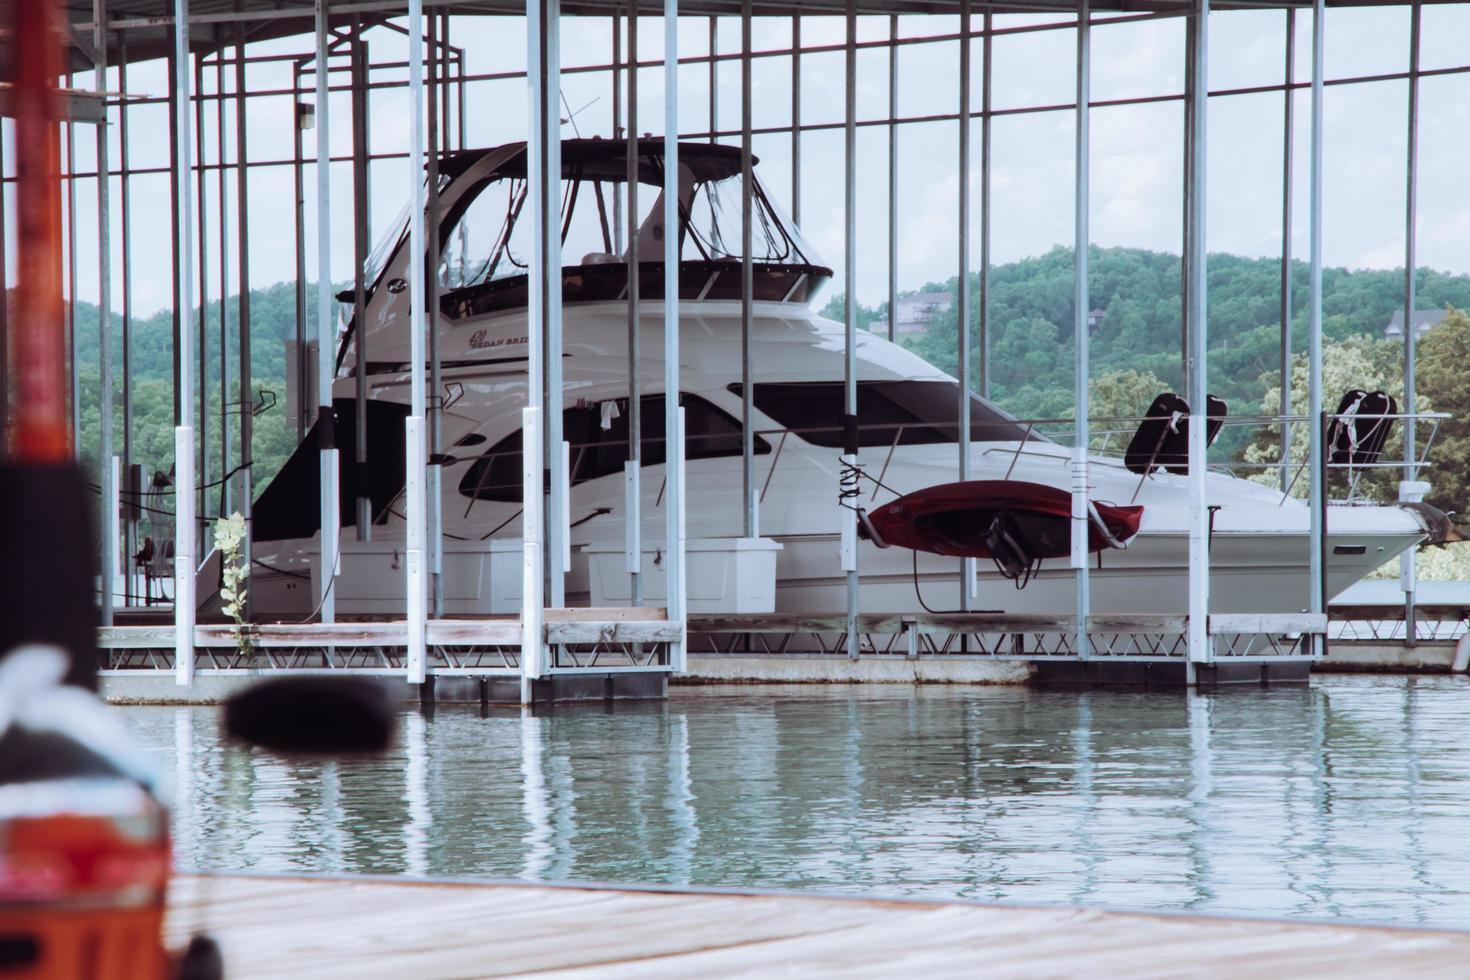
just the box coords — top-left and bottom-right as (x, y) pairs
(167, 874), (1470, 977)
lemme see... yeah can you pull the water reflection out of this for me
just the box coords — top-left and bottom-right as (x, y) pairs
(124, 677), (1470, 927)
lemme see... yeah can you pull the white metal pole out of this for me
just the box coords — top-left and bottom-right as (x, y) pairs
(173, 0), (196, 687)
(96, 0), (115, 628)
(405, 0), (428, 684)
(1073, 0), (1091, 660)
(841, 0), (859, 660)
(315, 0), (338, 626)
(958, 0), (975, 608)
(1186, 0), (1211, 667)
(545, 0), (566, 610)
(1307, 0), (1325, 655)
(523, 0), (552, 694)
(665, 0), (686, 669)
(1400, 0), (1422, 642)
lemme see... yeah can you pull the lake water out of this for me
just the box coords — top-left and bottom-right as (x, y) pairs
(120, 676), (1470, 928)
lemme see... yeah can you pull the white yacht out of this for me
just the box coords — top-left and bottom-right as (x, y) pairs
(246, 139), (1444, 620)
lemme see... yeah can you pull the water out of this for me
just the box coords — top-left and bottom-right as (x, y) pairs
(120, 676), (1470, 928)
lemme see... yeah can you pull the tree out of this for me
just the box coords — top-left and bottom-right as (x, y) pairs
(1415, 306), (1470, 516)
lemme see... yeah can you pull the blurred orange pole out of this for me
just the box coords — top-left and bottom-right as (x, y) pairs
(8, 0), (68, 463)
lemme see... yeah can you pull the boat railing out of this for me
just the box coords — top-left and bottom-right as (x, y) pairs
(449, 409), (1447, 531)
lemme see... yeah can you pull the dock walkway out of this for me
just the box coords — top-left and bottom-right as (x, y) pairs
(168, 874), (1470, 977)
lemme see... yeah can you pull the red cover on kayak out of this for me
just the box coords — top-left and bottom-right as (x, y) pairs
(863, 480), (1143, 559)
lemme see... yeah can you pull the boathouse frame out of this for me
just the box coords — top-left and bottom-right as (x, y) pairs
(7, 0), (1465, 695)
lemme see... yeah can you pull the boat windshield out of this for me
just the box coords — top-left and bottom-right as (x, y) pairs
(730, 381), (1049, 446)
(438, 159), (821, 293)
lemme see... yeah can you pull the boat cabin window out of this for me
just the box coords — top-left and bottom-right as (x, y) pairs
(458, 393), (771, 503)
(729, 381), (1045, 446)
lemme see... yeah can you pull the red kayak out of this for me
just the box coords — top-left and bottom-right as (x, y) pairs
(860, 480), (1144, 560)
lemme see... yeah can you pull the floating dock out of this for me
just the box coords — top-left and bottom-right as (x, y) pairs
(167, 874), (1470, 977)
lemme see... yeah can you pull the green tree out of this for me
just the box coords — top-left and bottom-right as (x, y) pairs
(1416, 306), (1470, 516)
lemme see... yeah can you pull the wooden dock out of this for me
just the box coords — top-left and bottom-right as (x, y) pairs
(166, 874), (1470, 977)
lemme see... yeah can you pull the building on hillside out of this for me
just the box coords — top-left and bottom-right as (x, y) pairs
(871, 291), (952, 338)
(1384, 309), (1445, 341)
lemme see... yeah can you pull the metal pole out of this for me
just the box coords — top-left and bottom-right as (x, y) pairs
(293, 62), (308, 441)
(625, 0), (642, 611)
(708, 16), (718, 142)
(119, 32), (134, 605)
(173, 0), (197, 686)
(1180, 13), (1194, 384)
(1186, 0), (1210, 669)
(1072, 0), (1091, 659)
(427, 11), (444, 617)
(405, 0), (428, 683)
(234, 14), (253, 616)
(1401, 0), (1421, 644)
(958, 0), (974, 611)
(523, 0), (555, 692)
(980, 10), (992, 399)
(1307, 0), (1325, 657)
(352, 21), (372, 542)
(216, 54), (230, 519)
(612, 12), (623, 252)
(886, 15), (897, 343)
(315, 0), (338, 626)
(66, 71), (78, 458)
(194, 56), (208, 532)
(842, 0), (859, 660)
(666, 0), (686, 669)
(95, 0), (116, 626)
(545, 0), (565, 611)
(741, 0), (755, 539)
(791, 16), (800, 228)
(1279, 9), (1294, 493)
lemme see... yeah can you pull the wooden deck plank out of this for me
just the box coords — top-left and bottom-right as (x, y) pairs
(164, 875), (1470, 978)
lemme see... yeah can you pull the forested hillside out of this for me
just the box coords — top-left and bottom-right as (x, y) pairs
(65, 245), (1470, 523)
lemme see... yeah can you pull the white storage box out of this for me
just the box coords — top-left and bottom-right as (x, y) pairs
(310, 537), (523, 616)
(584, 537), (783, 613)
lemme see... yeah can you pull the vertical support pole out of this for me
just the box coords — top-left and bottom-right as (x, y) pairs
(1275, 11), (1299, 493)
(979, 11), (992, 399)
(1401, 0), (1421, 645)
(666, 0), (687, 669)
(194, 57), (208, 532)
(886, 15), (897, 343)
(351, 20), (372, 542)
(173, 0), (196, 686)
(842, 0), (859, 660)
(1307, 0), (1325, 657)
(406, 0), (428, 684)
(625, 1), (641, 609)
(525, 0), (557, 686)
(119, 32), (134, 604)
(1186, 0), (1210, 668)
(958, 0), (974, 609)
(1180, 13), (1194, 384)
(216, 55), (230, 519)
(791, 16), (800, 227)
(708, 17), (718, 141)
(1073, 0), (1091, 659)
(612, 12), (623, 253)
(293, 63), (308, 441)
(0, 112), (6, 451)
(95, 0), (115, 626)
(66, 72), (78, 458)
(315, 0), (338, 626)
(741, 0), (755, 538)
(426, 17), (445, 618)
(539, 0), (565, 611)
(234, 15), (252, 609)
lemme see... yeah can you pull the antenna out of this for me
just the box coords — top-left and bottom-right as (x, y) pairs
(559, 90), (600, 137)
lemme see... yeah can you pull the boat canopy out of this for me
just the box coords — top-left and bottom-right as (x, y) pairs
(433, 139), (831, 318)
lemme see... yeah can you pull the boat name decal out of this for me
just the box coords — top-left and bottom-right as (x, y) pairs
(467, 330), (528, 351)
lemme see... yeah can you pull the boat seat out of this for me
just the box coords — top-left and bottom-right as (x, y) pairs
(581, 252), (621, 266)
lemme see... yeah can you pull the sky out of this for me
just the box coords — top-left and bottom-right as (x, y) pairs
(11, 3), (1470, 318)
